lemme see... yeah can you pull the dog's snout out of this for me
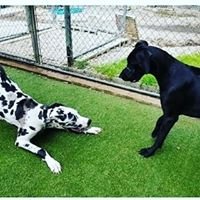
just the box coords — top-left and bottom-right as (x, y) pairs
(119, 72), (123, 78)
(119, 70), (126, 80)
(87, 119), (92, 126)
(119, 68), (129, 81)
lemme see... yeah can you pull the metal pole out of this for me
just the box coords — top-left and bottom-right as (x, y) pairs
(121, 6), (128, 36)
(64, 6), (73, 66)
(25, 6), (41, 64)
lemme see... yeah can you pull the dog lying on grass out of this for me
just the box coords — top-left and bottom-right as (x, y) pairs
(120, 40), (200, 157)
(0, 66), (101, 173)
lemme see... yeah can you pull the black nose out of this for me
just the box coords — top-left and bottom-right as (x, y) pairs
(119, 73), (123, 78)
(119, 72), (126, 80)
(87, 119), (92, 126)
(119, 69), (126, 79)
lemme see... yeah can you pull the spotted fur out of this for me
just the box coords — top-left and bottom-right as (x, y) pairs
(0, 66), (101, 173)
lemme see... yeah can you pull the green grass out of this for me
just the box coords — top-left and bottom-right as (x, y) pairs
(74, 60), (89, 70)
(1, 66), (200, 196)
(95, 59), (126, 79)
(177, 53), (200, 67)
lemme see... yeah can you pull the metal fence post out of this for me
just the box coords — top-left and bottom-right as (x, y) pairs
(64, 6), (74, 66)
(25, 6), (41, 64)
(121, 6), (128, 36)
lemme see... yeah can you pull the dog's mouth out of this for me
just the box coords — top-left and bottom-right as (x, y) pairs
(67, 125), (90, 133)
(131, 75), (142, 83)
(132, 79), (137, 83)
(66, 119), (92, 133)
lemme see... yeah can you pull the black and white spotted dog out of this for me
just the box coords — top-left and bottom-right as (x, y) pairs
(0, 66), (101, 173)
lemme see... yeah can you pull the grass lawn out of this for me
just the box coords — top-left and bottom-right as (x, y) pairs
(177, 53), (200, 67)
(1, 66), (200, 197)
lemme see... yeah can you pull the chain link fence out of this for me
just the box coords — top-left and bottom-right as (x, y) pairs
(0, 6), (129, 65)
(0, 5), (200, 81)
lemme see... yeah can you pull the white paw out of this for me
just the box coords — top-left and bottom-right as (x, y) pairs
(84, 127), (102, 134)
(45, 156), (61, 174)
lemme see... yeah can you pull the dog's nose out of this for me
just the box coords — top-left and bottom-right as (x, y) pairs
(87, 119), (92, 126)
(119, 72), (123, 78)
(119, 69), (126, 80)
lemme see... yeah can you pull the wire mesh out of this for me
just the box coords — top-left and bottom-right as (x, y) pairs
(0, 5), (199, 69)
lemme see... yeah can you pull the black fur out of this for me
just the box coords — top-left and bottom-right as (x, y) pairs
(37, 149), (46, 159)
(120, 40), (200, 157)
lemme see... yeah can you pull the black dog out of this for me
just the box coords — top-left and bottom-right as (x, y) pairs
(119, 40), (200, 157)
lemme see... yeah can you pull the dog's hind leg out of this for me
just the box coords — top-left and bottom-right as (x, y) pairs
(140, 115), (178, 157)
(15, 128), (61, 173)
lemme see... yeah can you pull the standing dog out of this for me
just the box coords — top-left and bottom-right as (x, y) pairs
(119, 40), (200, 157)
(0, 66), (101, 173)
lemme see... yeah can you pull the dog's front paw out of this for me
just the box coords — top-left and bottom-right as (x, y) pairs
(139, 147), (155, 158)
(45, 156), (61, 174)
(84, 127), (102, 134)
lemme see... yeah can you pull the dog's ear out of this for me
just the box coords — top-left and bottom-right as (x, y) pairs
(135, 40), (148, 49)
(136, 49), (152, 74)
(49, 103), (64, 109)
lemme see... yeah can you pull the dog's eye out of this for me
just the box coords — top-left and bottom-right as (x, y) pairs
(68, 112), (77, 121)
(68, 112), (73, 119)
(57, 109), (64, 115)
(56, 114), (67, 121)
(72, 116), (77, 122)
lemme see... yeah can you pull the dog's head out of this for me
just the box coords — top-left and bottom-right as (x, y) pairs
(119, 40), (152, 82)
(46, 103), (92, 132)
